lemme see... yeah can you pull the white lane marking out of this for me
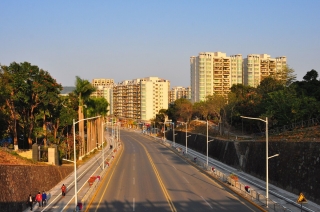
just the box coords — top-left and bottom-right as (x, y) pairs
(133, 178), (135, 185)
(183, 177), (189, 183)
(133, 198), (135, 211)
(201, 196), (213, 209)
(172, 165), (177, 170)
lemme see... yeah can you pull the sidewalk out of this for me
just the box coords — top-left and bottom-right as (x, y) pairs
(23, 145), (114, 212)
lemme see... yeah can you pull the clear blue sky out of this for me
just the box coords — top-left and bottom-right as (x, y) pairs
(1, 1), (319, 87)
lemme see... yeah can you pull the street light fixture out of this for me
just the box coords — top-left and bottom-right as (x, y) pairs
(206, 119), (214, 166)
(162, 120), (172, 141)
(240, 115), (279, 208)
(73, 115), (100, 209)
(172, 122), (177, 147)
(101, 120), (112, 170)
(185, 122), (191, 154)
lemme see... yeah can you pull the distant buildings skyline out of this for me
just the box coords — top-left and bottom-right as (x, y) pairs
(61, 51), (287, 121)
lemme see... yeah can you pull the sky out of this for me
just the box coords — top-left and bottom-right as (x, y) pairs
(1, 1), (319, 88)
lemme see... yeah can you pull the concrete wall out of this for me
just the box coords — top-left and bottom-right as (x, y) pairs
(167, 130), (320, 204)
(0, 165), (73, 211)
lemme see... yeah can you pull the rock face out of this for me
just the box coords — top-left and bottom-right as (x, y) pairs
(0, 149), (73, 211)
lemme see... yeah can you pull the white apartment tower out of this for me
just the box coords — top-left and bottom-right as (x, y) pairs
(113, 77), (170, 122)
(230, 54), (243, 85)
(91, 78), (114, 115)
(190, 52), (232, 103)
(169, 86), (191, 104)
(243, 54), (287, 87)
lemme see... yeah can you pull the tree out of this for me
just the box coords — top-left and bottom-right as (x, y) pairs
(293, 69), (320, 101)
(73, 76), (96, 156)
(228, 84), (262, 133)
(0, 62), (61, 149)
(257, 77), (284, 96)
(86, 97), (109, 152)
(0, 67), (10, 141)
(274, 65), (297, 86)
(303, 69), (318, 81)
(205, 94), (229, 135)
(174, 98), (193, 122)
(193, 101), (209, 120)
(262, 87), (317, 126)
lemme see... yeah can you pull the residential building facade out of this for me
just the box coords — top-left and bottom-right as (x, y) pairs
(91, 78), (114, 115)
(169, 86), (191, 104)
(243, 54), (287, 87)
(190, 52), (232, 103)
(191, 52), (286, 103)
(113, 77), (170, 122)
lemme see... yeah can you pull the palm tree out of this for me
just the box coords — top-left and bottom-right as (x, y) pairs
(73, 76), (96, 156)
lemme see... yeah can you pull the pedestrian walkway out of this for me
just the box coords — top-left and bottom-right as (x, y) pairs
(23, 146), (114, 212)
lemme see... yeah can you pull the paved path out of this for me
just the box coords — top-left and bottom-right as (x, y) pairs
(23, 144), (114, 212)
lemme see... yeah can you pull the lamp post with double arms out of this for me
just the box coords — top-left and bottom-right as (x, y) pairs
(73, 115), (100, 209)
(240, 116), (279, 208)
(101, 120), (111, 170)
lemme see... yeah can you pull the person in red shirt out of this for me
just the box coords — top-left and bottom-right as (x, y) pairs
(35, 191), (42, 207)
(61, 184), (67, 197)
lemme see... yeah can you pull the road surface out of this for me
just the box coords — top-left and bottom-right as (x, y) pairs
(86, 130), (262, 212)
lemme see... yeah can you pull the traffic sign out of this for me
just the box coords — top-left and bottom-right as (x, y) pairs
(297, 193), (307, 204)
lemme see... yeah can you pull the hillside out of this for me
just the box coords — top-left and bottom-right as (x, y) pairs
(0, 148), (37, 165)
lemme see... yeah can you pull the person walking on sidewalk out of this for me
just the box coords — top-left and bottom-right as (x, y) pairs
(42, 191), (47, 207)
(61, 184), (67, 197)
(35, 191), (42, 207)
(27, 194), (33, 211)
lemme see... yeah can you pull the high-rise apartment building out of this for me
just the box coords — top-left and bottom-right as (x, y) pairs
(91, 78), (114, 115)
(113, 77), (170, 122)
(243, 54), (287, 87)
(190, 52), (232, 103)
(191, 52), (287, 103)
(230, 54), (243, 85)
(169, 86), (191, 104)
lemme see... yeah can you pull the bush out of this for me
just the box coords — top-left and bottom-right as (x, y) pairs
(229, 173), (239, 181)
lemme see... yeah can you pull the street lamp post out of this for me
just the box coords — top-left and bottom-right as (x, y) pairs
(206, 120), (214, 166)
(101, 121), (111, 170)
(172, 122), (177, 147)
(185, 123), (191, 154)
(163, 121), (166, 140)
(73, 115), (100, 209)
(240, 116), (279, 208)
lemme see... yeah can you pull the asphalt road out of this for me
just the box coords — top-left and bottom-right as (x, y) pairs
(86, 130), (262, 212)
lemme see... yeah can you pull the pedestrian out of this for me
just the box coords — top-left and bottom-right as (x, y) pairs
(35, 191), (42, 207)
(61, 184), (67, 197)
(42, 191), (47, 207)
(27, 194), (33, 211)
(245, 185), (251, 193)
(212, 167), (216, 173)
